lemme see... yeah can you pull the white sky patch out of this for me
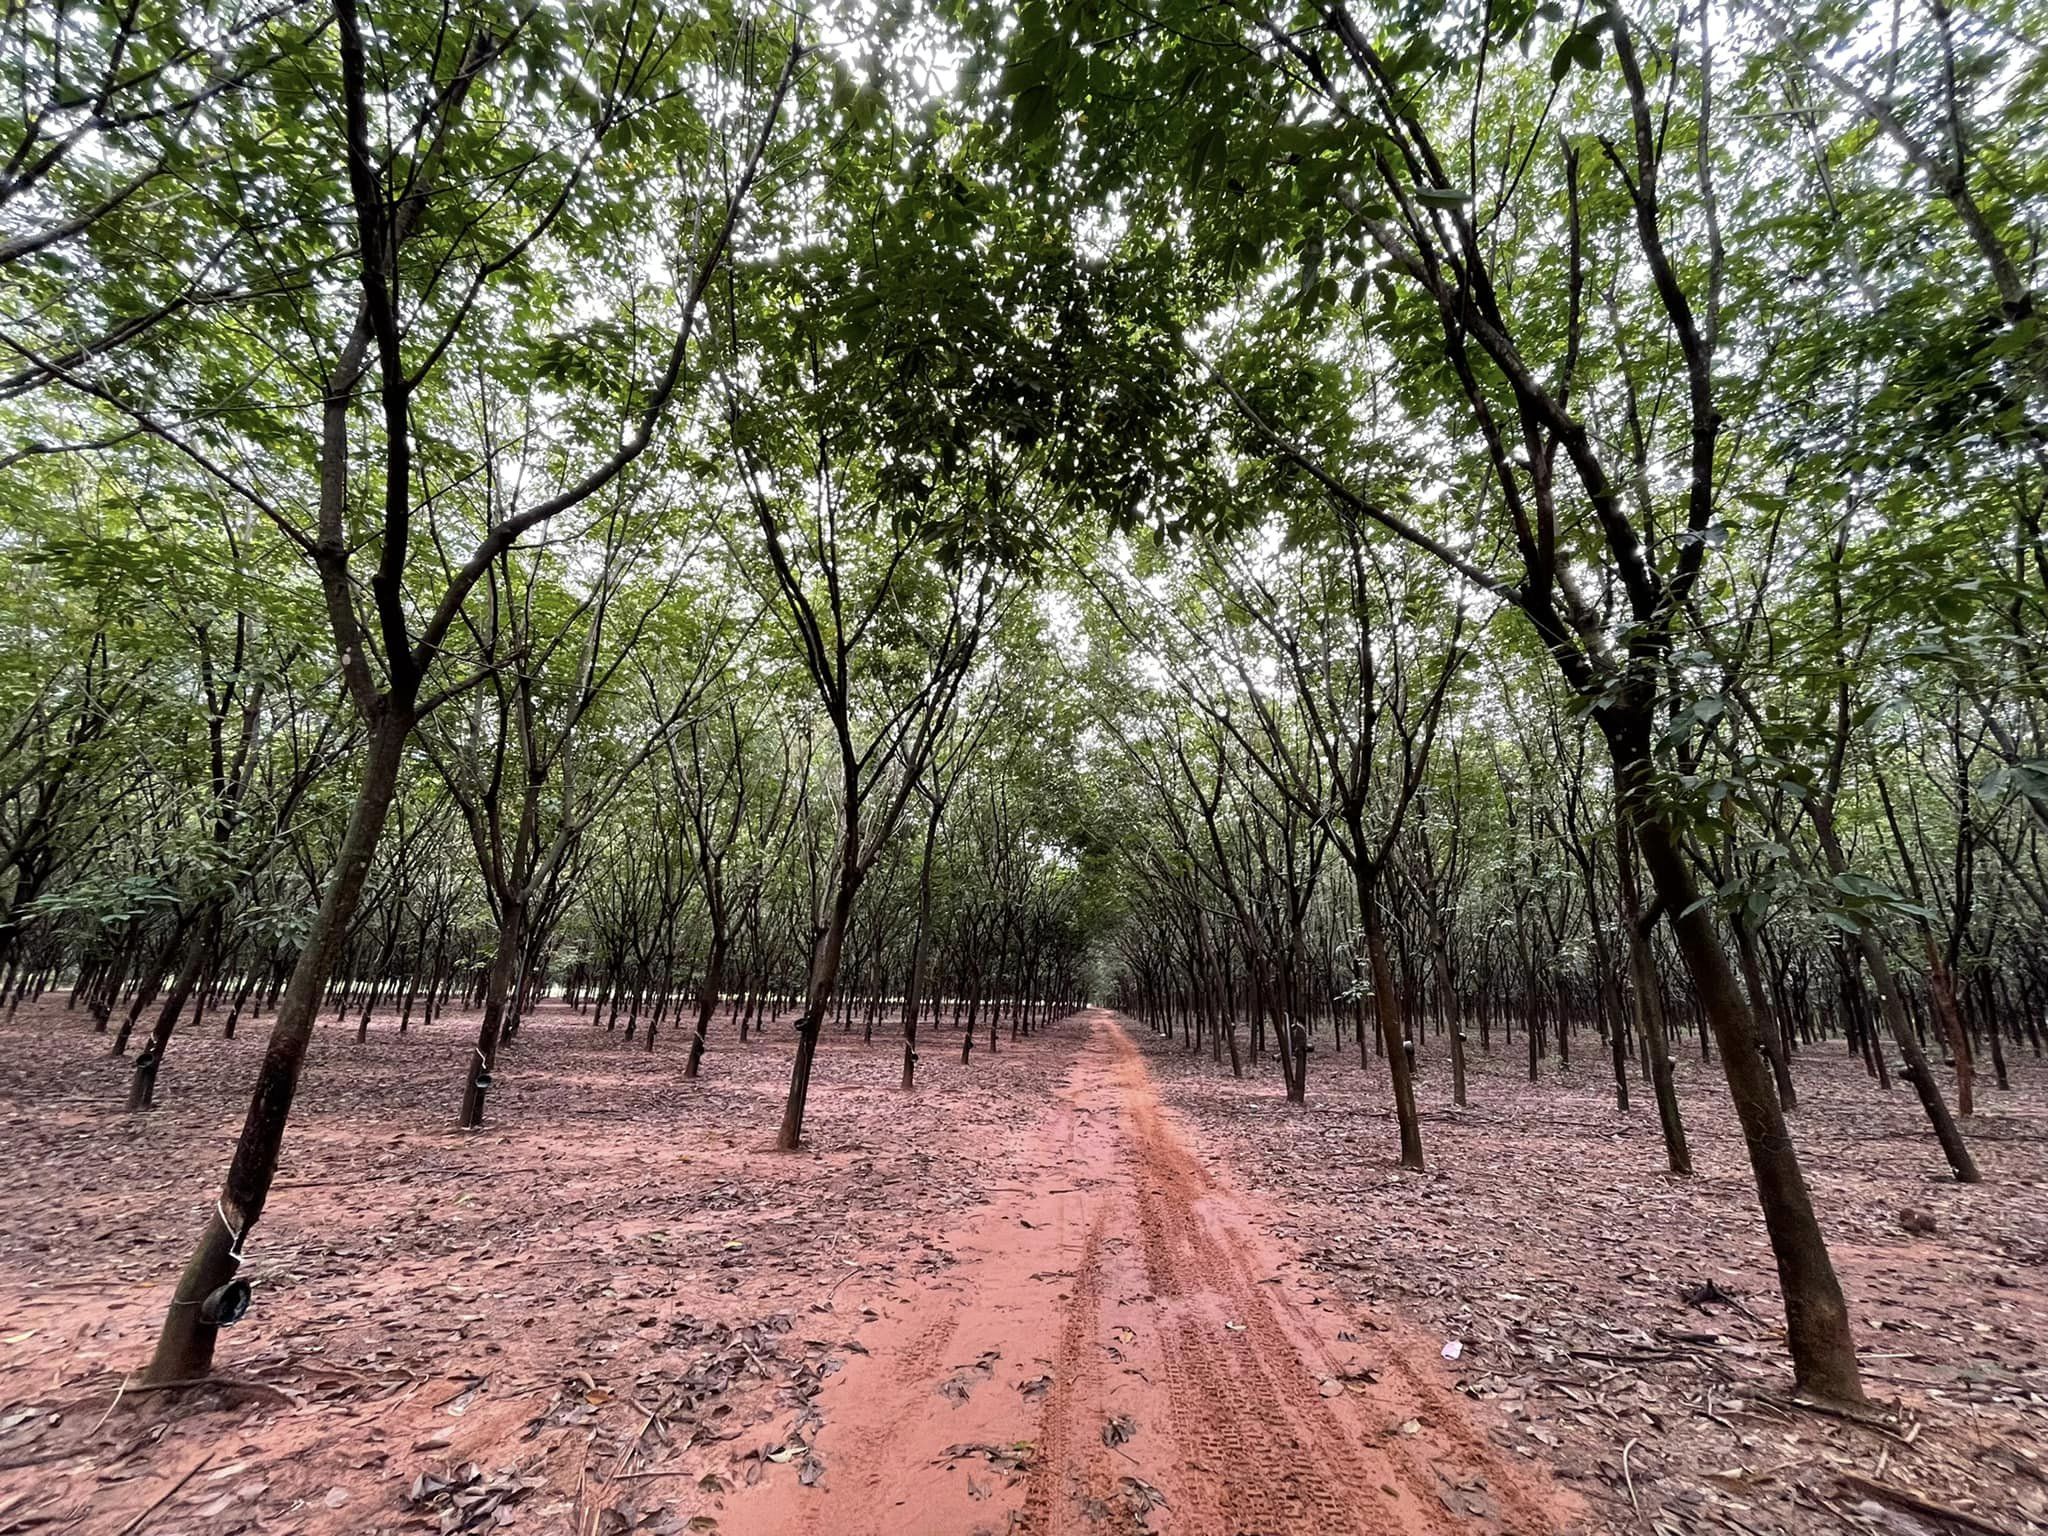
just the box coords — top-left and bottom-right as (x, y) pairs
(1037, 585), (1088, 665)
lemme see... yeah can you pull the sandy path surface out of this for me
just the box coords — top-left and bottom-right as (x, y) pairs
(717, 1010), (1566, 1536)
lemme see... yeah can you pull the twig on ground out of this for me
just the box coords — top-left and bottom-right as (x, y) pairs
(1836, 1472), (2022, 1536)
(87, 1376), (128, 1436)
(116, 1450), (214, 1536)
(826, 1263), (864, 1297)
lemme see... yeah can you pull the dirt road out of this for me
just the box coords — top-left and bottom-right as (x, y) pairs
(717, 1010), (1566, 1536)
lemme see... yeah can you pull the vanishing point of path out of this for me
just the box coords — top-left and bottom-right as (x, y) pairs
(716, 1010), (1568, 1536)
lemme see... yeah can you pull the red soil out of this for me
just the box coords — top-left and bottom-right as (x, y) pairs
(0, 997), (2039, 1536)
(1143, 1026), (2048, 1536)
(708, 1015), (1566, 1536)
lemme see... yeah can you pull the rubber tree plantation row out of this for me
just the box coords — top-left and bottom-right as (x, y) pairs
(0, 0), (2043, 1426)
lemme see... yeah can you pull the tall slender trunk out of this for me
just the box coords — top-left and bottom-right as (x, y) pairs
(961, 973), (982, 1064)
(460, 898), (525, 1128)
(779, 864), (857, 1151)
(1923, 941), (1973, 1116)
(1429, 936), (1467, 1108)
(685, 917), (726, 1080)
(1616, 822), (1690, 1174)
(901, 797), (941, 1090)
(1614, 729), (1861, 1405)
(221, 966), (259, 1039)
(113, 918), (191, 1056)
(1733, 909), (1798, 1111)
(1354, 859), (1423, 1172)
(1853, 925), (1978, 1179)
(146, 705), (412, 1383)
(397, 950), (425, 1035)
(1217, 971), (1241, 1078)
(1808, 804), (1977, 1182)
(128, 905), (223, 1111)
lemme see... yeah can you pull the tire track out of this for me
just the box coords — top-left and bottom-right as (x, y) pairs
(718, 1012), (1568, 1536)
(1118, 1034), (1410, 1535)
(1106, 1014), (1560, 1536)
(1018, 1204), (1111, 1534)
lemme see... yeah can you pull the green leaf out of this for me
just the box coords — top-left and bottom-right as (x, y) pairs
(1012, 84), (1060, 143)
(1550, 23), (1605, 80)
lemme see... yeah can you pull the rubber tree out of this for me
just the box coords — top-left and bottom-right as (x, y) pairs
(716, 114), (1129, 1145)
(898, 681), (1001, 1089)
(427, 518), (734, 1126)
(663, 692), (801, 1080)
(1198, 529), (1466, 1168)
(725, 456), (1000, 1145)
(1718, 507), (1979, 1180)
(138, 3), (801, 1381)
(129, 604), (352, 1108)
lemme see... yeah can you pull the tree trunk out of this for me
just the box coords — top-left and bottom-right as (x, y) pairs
(1853, 927), (1979, 1181)
(1733, 910), (1798, 1111)
(459, 898), (524, 1129)
(1807, 803), (1976, 1181)
(1617, 822), (1690, 1175)
(779, 868), (857, 1151)
(1923, 940), (1973, 1116)
(145, 705), (412, 1383)
(1622, 769), (1862, 1404)
(685, 924), (725, 1080)
(1425, 926), (1467, 1108)
(1356, 868), (1423, 1172)
(127, 908), (220, 1111)
(221, 966), (259, 1039)
(112, 920), (190, 1056)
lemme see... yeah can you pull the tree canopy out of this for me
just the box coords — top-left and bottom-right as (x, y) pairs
(2, 0), (2043, 1406)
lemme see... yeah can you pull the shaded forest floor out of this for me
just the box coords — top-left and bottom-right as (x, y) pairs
(0, 999), (2037, 1536)
(1144, 1026), (2048, 1536)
